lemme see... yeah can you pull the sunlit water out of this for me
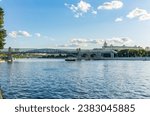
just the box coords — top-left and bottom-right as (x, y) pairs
(0, 59), (150, 99)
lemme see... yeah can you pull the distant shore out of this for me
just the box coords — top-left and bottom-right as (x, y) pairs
(1, 57), (150, 62)
(0, 59), (5, 63)
(93, 57), (150, 61)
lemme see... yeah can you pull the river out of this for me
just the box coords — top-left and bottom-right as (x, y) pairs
(0, 59), (150, 99)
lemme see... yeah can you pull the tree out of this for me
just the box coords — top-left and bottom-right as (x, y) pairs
(117, 49), (149, 57)
(0, 7), (6, 49)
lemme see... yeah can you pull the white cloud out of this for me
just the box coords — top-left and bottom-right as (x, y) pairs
(9, 31), (31, 38)
(70, 38), (101, 44)
(65, 0), (97, 18)
(57, 37), (133, 48)
(139, 13), (150, 21)
(91, 10), (97, 15)
(127, 8), (150, 21)
(8, 31), (55, 41)
(98, 0), (123, 10)
(71, 37), (132, 45)
(77, 0), (91, 12)
(115, 17), (123, 22)
(65, 0), (123, 18)
(127, 8), (147, 19)
(58, 43), (87, 48)
(35, 33), (41, 37)
(107, 37), (133, 45)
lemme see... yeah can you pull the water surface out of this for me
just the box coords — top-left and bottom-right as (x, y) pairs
(0, 59), (150, 99)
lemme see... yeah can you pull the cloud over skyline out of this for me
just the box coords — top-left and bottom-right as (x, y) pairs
(58, 37), (133, 48)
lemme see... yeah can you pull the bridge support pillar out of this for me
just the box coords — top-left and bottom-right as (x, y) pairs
(7, 47), (13, 62)
(76, 48), (82, 60)
(111, 52), (114, 58)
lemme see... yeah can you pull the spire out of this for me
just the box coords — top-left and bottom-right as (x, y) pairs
(103, 41), (107, 48)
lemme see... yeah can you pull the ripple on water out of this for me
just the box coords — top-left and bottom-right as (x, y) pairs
(0, 59), (150, 99)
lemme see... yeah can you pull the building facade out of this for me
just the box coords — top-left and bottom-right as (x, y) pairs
(102, 41), (143, 50)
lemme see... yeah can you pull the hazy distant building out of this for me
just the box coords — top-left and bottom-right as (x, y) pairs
(102, 41), (143, 50)
(145, 47), (150, 51)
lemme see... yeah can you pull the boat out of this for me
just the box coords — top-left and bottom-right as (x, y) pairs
(65, 57), (77, 61)
(7, 59), (13, 63)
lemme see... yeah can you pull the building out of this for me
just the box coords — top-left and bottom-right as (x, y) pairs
(145, 47), (150, 51)
(102, 41), (143, 50)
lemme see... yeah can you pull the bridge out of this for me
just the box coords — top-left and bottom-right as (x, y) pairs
(0, 47), (118, 61)
(1, 48), (73, 54)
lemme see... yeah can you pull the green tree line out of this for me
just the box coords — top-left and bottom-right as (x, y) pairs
(117, 49), (150, 57)
(0, 7), (6, 49)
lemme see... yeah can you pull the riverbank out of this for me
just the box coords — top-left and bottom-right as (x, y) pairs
(0, 59), (5, 63)
(93, 57), (150, 61)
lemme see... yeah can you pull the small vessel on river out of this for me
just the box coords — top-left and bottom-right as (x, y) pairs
(65, 57), (77, 61)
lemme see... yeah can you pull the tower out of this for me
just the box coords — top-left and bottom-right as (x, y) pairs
(103, 41), (108, 49)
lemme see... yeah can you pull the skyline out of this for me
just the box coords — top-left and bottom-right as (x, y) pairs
(0, 0), (150, 48)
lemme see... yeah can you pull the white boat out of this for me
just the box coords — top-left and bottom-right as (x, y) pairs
(65, 57), (77, 61)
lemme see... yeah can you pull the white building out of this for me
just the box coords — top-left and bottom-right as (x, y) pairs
(145, 47), (150, 51)
(102, 41), (143, 50)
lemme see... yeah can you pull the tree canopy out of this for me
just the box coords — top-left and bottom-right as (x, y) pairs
(117, 49), (150, 57)
(0, 7), (6, 49)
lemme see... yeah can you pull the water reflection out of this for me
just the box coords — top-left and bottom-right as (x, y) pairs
(0, 59), (150, 99)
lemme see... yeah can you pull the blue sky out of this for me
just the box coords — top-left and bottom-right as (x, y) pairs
(0, 0), (150, 48)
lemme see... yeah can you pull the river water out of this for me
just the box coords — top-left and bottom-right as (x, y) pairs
(0, 59), (150, 99)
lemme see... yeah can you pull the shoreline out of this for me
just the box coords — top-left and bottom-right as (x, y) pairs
(93, 57), (150, 61)
(1, 57), (150, 62)
(15, 57), (150, 61)
(0, 60), (5, 63)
